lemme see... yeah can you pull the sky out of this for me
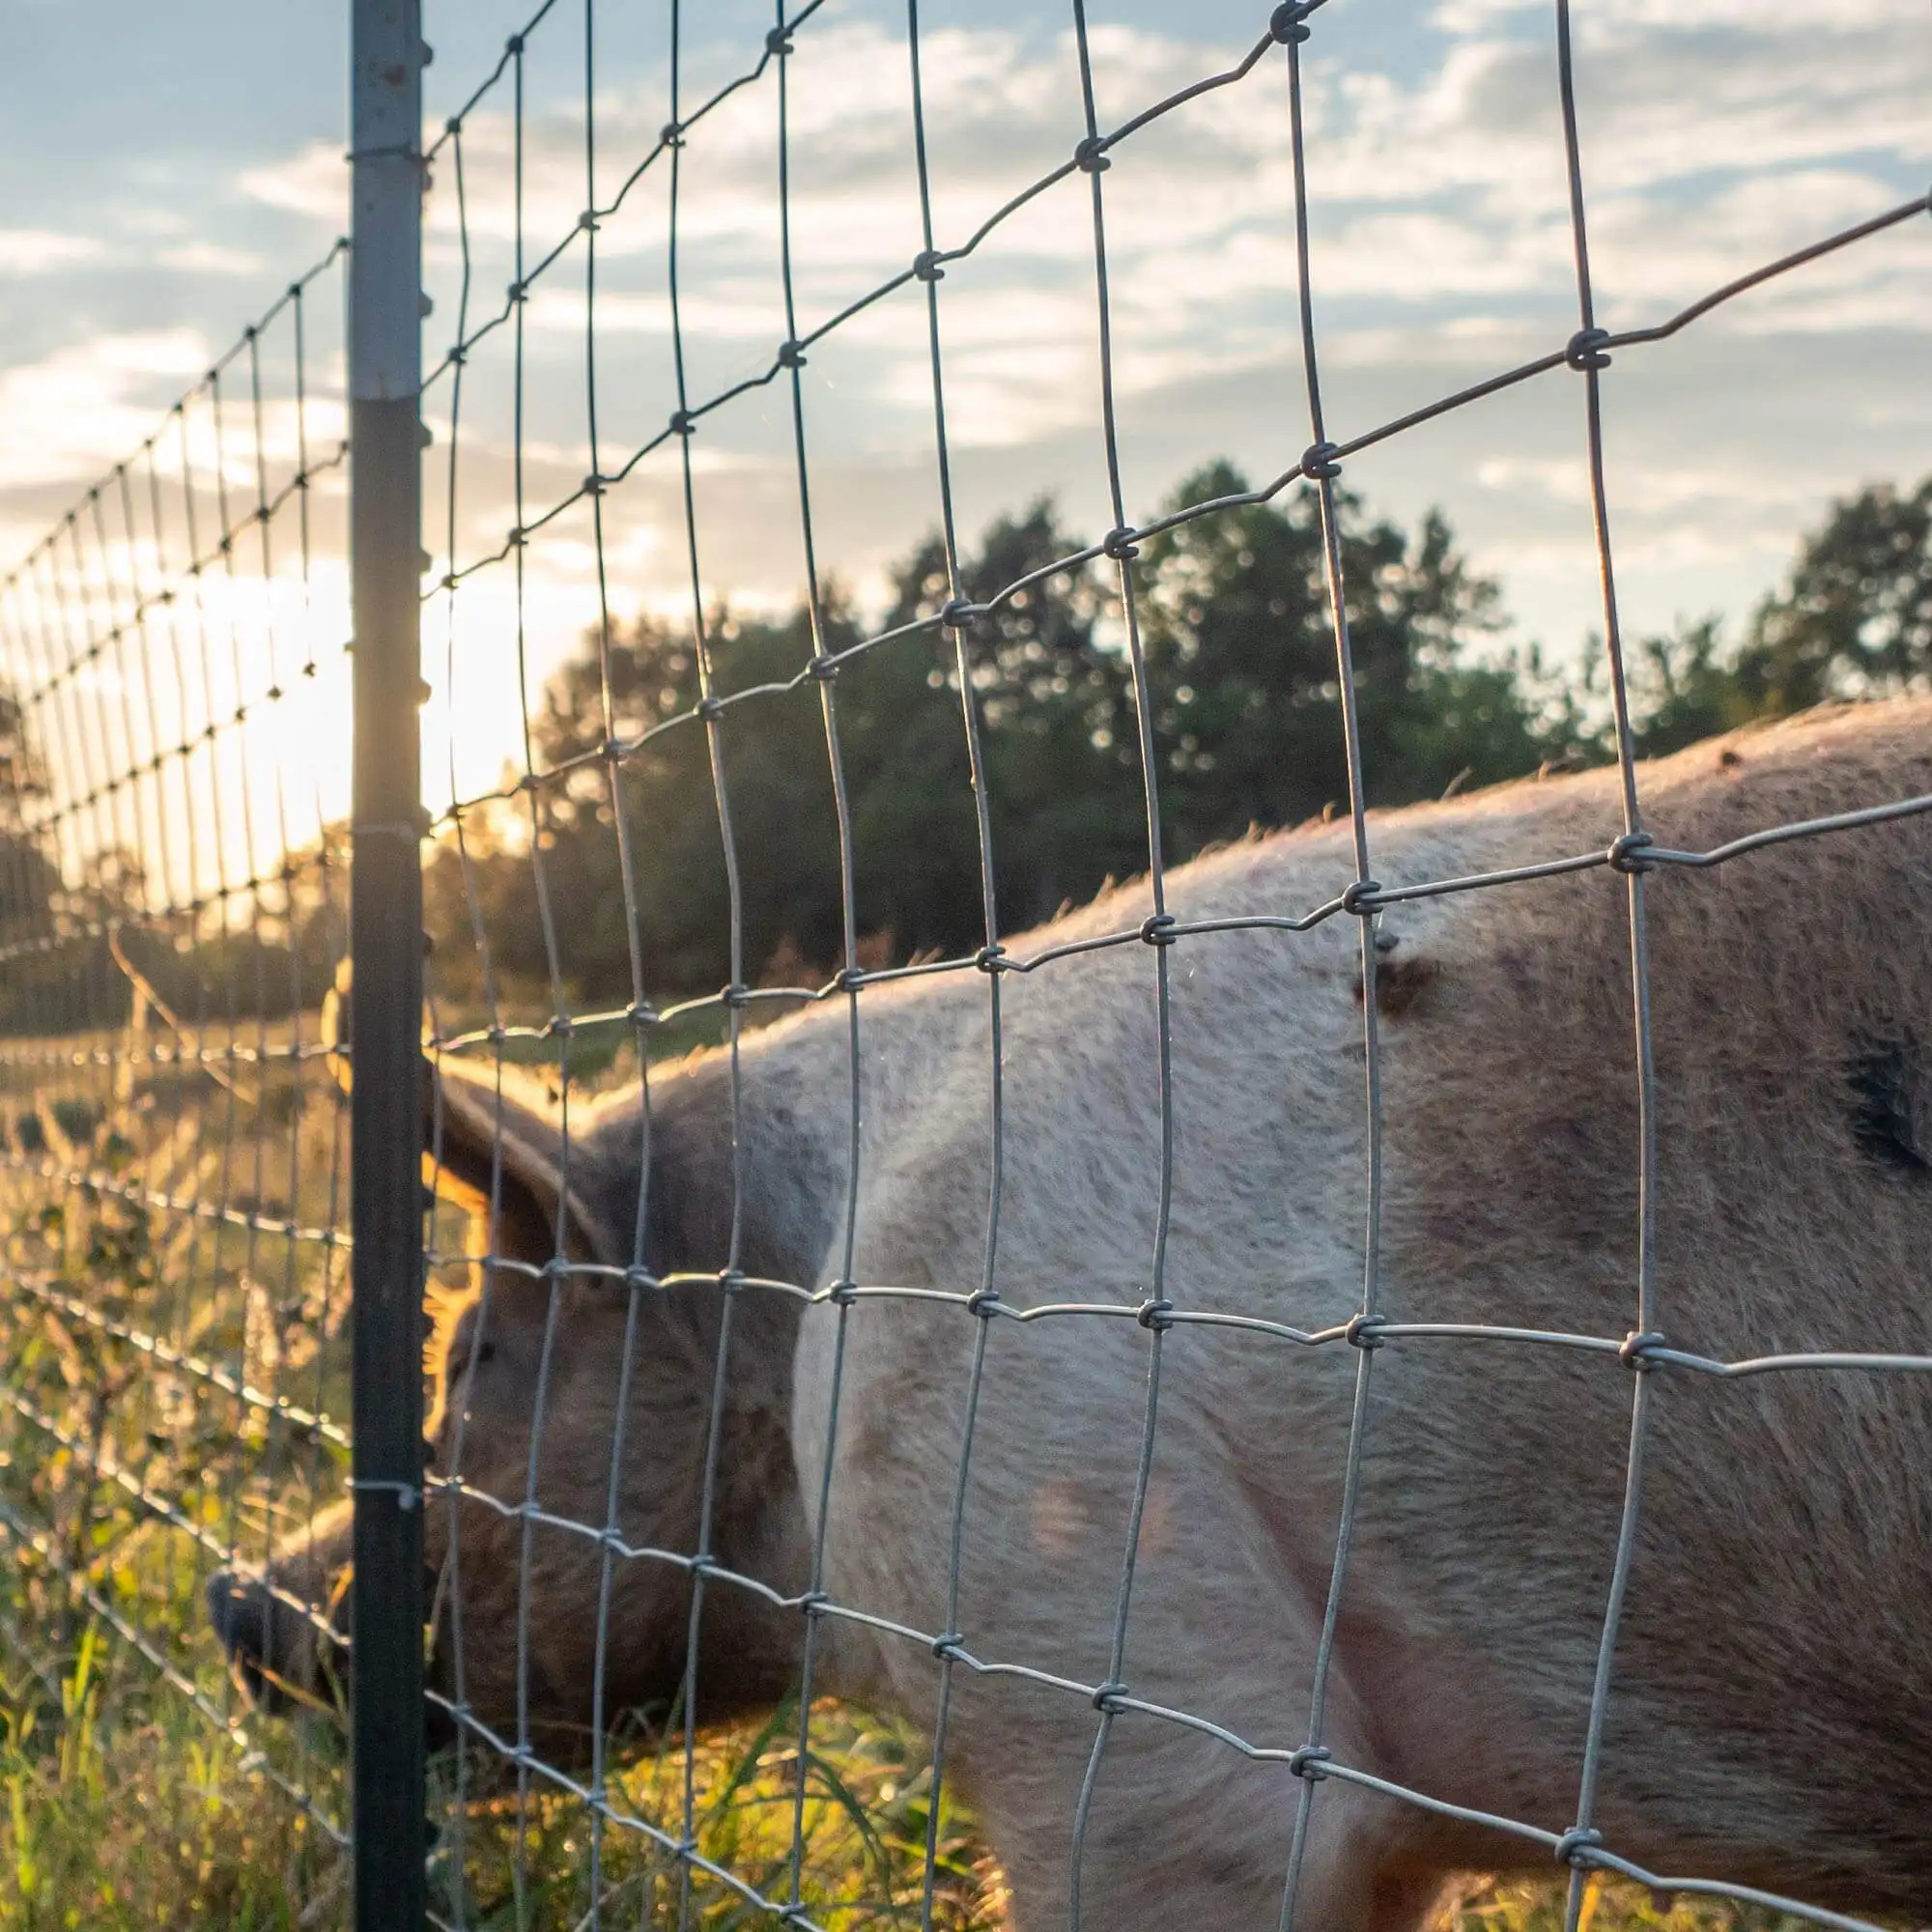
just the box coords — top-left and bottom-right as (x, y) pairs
(2, 0), (1927, 842)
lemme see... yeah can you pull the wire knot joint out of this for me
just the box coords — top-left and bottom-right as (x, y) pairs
(1566, 327), (1612, 371)
(1074, 135), (1112, 174)
(1607, 830), (1655, 873)
(1553, 1826), (1605, 1869)
(1288, 1744), (1331, 1779)
(1301, 440), (1342, 480)
(1340, 878), (1381, 915)
(1137, 1296), (1176, 1333)
(1620, 1329), (1667, 1372)
(1271, 2), (1315, 43)
(1102, 526), (1141, 560)
(1346, 1311), (1386, 1350)
(765, 24), (794, 56)
(913, 249), (947, 283)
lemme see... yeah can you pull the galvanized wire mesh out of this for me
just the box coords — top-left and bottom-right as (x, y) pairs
(0, 243), (355, 1849)
(411, 6), (1932, 1932)
(1, 3), (1929, 1929)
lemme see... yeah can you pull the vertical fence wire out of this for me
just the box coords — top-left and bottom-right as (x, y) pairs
(1275, 12), (1391, 1924)
(768, 8), (877, 1926)
(1061, 1), (1184, 1920)
(1548, 6), (1662, 1918)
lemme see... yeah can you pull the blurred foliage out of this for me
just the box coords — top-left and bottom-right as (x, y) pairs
(424, 469), (1577, 1007)
(1608, 477), (1932, 757)
(424, 469), (1932, 1011)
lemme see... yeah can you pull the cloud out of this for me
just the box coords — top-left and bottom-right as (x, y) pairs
(240, 143), (346, 224)
(156, 242), (267, 277)
(0, 230), (103, 274)
(13, 1), (1924, 796)
(413, 13), (1926, 384)
(0, 332), (212, 492)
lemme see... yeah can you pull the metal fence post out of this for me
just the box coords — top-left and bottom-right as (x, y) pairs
(349, 2), (425, 1927)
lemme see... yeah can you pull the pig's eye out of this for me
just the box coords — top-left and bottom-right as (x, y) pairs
(445, 1335), (496, 1382)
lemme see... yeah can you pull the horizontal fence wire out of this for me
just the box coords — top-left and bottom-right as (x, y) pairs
(412, 4), (1932, 1932)
(0, 241), (357, 1861)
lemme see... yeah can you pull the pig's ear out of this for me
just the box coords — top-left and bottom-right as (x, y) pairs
(322, 957), (623, 1264)
(426, 1052), (626, 1264)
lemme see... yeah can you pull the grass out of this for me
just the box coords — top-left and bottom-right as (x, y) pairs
(0, 1626), (340, 1930)
(421, 1698), (999, 1929)
(0, 1614), (999, 1928)
(0, 1618), (1819, 1932)
(0, 1011), (1816, 1929)
(0, 1003), (999, 1928)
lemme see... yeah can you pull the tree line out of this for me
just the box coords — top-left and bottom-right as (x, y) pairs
(421, 466), (1931, 1008)
(0, 467), (1925, 1027)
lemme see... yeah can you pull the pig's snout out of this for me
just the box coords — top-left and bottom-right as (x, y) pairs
(206, 1568), (346, 1715)
(207, 1571), (295, 1710)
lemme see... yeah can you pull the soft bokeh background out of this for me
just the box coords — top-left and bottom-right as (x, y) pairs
(6, 0), (1928, 819)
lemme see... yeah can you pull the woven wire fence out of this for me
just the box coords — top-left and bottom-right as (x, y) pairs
(409, 4), (1932, 1931)
(0, 0), (1928, 1928)
(0, 246), (355, 1855)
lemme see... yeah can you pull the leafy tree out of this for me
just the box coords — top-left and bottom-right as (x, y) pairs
(1614, 618), (1752, 760)
(0, 687), (74, 1034)
(0, 687), (58, 933)
(429, 504), (1134, 1001)
(421, 470), (1596, 1006)
(426, 603), (843, 1003)
(1747, 476), (1932, 711)
(1137, 463), (1557, 858)
(1625, 476), (1932, 759)
(867, 501), (1142, 938)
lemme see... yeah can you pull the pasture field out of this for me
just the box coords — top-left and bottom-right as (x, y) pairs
(0, 1013), (1803, 1930)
